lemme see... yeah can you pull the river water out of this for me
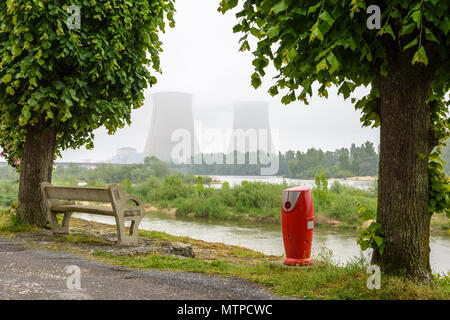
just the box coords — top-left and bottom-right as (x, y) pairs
(73, 212), (450, 275)
(209, 175), (375, 189)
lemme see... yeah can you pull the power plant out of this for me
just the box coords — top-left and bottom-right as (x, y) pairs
(228, 101), (274, 154)
(143, 92), (199, 163)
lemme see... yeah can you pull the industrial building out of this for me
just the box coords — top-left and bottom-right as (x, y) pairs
(228, 101), (274, 155)
(143, 92), (199, 163)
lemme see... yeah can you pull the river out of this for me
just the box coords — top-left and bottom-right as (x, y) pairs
(208, 175), (375, 189)
(73, 212), (450, 275)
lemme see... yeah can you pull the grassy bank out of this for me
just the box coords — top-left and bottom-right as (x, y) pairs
(94, 246), (450, 300)
(121, 175), (378, 226)
(1, 210), (447, 300)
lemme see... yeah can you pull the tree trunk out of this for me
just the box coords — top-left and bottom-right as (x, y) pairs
(17, 120), (56, 227)
(371, 54), (436, 281)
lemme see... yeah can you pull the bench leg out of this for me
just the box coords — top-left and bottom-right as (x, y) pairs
(114, 216), (141, 246)
(50, 212), (72, 234)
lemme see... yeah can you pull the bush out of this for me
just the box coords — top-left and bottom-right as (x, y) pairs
(175, 198), (196, 217)
(193, 197), (226, 219)
(329, 181), (344, 194)
(232, 181), (285, 212)
(325, 194), (358, 222)
(156, 176), (194, 201)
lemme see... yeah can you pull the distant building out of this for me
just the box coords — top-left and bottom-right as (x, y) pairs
(228, 101), (274, 154)
(110, 147), (144, 164)
(143, 92), (199, 163)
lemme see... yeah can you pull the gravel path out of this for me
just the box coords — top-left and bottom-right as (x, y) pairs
(0, 238), (278, 300)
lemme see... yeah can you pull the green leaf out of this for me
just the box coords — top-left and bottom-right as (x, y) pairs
(308, 2), (322, 15)
(267, 26), (279, 39)
(326, 52), (340, 74)
(360, 240), (370, 251)
(374, 236), (383, 248)
(316, 58), (328, 72)
(411, 10), (422, 28)
(273, 1), (288, 14)
(310, 22), (324, 42)
(287, 47), (298, 60)
(319, 11), (335, 26)
(403, 37), (418, 51)
(24, 32), (33, 42)
(425, 28), (439, 44)
(2, 74), (12, 84)
(222, 0), (238, 12)
(250, 27), (260, 38)
(383, 24), (396, 40)
(412, 46), (428, 65)
(251, 73), (262, 89)
(440, 17), (450, 35)
(6, 86), (15, 96)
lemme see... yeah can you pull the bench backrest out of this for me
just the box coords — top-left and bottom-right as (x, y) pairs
(41, 183), (114, 203)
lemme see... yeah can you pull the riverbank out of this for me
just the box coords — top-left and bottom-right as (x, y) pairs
(0, 210), (448, 300)
(144, 203), (450, 236)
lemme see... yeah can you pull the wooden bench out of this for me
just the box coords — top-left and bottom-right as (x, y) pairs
(41, 182), (144, 246)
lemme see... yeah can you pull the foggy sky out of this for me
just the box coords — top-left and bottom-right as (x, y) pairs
(60, 0), (379, 162)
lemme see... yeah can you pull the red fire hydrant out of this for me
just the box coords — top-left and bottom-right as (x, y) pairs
(281, 186), (314, 266)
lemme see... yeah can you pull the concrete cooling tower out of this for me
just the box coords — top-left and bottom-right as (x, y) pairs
(144, 92), (199, 163)
(228, 101), (274, 154)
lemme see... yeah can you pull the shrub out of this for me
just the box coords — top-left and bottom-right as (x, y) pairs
(325, 194), (357, 222)
(175, 198), (196, 217)
(329, 181), (344, 194)
(193, 197), (226, 219)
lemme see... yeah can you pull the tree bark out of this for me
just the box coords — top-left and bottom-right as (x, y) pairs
(371, 53), (436, 281)
(17, 120), (56, 227)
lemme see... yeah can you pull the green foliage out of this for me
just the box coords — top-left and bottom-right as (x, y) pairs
(0, 178), (19, 207)
(232, 180), (286, 212)
(221, 0), (448, 125)
(284, 142), (378, 179)
(176, 142), (379, 178)
(144, 156), (170, 177)
(175, 198), (196, 217)
(357, 203), (385, 255)
(221, 0), (449, 238)
(312, 172), (328, 211)
(326, 194), (356, 221)
(0, 208), (38, 233)
(196, 176), (205, 196)
(429, 149), (450, 218)
(0, 0), (175, 165)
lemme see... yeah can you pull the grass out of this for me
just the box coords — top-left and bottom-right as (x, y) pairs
(0, 208), (40, 234)
(92, 245), (450, 300)
(98, 225), (450, 300)
(430, 215), (450, 235)
(0, 211), (448, 300)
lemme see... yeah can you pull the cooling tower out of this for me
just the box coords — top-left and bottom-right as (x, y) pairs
(228, 101), (274, 154)
(144, 92), (199, 163)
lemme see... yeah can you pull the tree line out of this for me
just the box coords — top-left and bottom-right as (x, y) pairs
(173, 141), (379, 178)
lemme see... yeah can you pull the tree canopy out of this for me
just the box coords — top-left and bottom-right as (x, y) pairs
(220, 0), (449, 216)
(0, 0), (175, 165)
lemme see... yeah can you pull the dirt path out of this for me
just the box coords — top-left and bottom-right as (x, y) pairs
(0, 238), (277, 300)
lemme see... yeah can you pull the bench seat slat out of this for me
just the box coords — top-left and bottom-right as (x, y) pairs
(46, 187), (112, 202)
(51, 204), (115, 216)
